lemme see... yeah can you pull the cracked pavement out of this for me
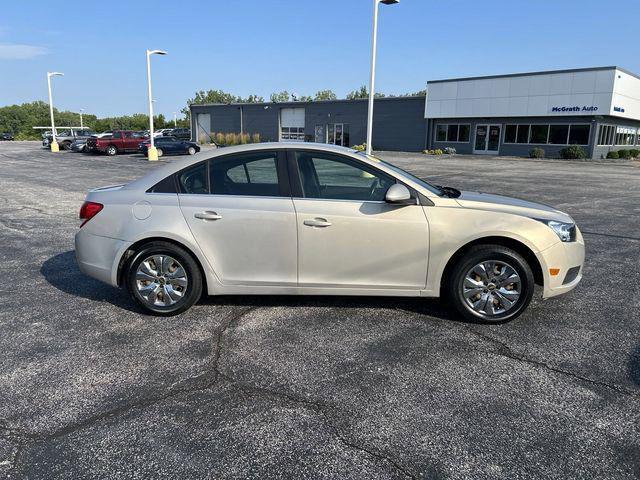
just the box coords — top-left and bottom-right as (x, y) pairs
(0, 142), (638, 479)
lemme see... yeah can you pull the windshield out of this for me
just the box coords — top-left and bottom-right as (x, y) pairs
(364, 154), (443, 195)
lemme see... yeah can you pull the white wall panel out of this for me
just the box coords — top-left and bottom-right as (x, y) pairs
(425, 67), (636, 119)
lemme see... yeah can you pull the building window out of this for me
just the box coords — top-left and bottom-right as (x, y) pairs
(281, 127), (305, 141)
(504, 123), (590, 145)
(530, 125), (549, 144)
(548, 125), (569, 145)
(614, 126), (636, 146)
(435, 124), (470, 143)
(597, 125), (615, 146)
(568, 125), (591, 145)
(326, 123), (350, 147)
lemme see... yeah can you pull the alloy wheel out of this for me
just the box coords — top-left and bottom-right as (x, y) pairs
(135, 255), (188, 307)
(461, 260), (521, 316)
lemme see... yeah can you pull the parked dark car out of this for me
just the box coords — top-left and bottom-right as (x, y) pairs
(1, 132), (15, 141)
(164, 128), (191, 140)
(70, 138), (88, 152)
(138, 136), (200, 157)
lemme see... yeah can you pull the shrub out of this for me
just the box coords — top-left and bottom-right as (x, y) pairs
(224, 133), (237, 146)
(606, 150), (620, 159)
(251, 133), (261, 144)
(215, 132), (225, 145)
(352, 143), (367, 152)
(617, 149), (631, 159)
(629, 149), (640, 158)
(529, 147), (545, 158)
(433, 149), (443, 155)
(559, 145), (586, 160)
(443, 147), (456, 155)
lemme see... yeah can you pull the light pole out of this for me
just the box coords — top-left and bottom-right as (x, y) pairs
(173, 112), (177, 128)
(146, 49), (167, 161)
(366, 0), (399, 155)
(79, 109), (84, 129)
(46, 72), (64, 152)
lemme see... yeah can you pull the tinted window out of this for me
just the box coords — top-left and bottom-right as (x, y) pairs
(436, 125), (447, 142)
(568, 125), (590, 145)
(504, 125), (517, 143)
(112, 132), (122, 139)
(178, 163), (208, 194)
(209, 152), (280, 197)
(530, 125), (549, 144)
(516, 125), (529, 143)
(459, 125), (470, 142)
(549, 125), (569, 144)
(447, 124), (459, 142)
(149, 175), (177, 193)
(295, 152), (395, 202)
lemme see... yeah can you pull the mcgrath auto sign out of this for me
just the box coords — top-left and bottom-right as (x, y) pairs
(551, 105), (598, 113)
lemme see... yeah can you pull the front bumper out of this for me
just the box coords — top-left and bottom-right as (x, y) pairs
(75, 229), (131, 287)
(538, 227), (585, 298)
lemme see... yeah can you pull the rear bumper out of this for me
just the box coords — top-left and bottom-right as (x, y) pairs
(539, 228), (586, 299)
(75, 229), (131, 287)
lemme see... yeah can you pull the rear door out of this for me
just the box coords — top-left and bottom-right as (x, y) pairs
(178, 150), (297, 286)
(289, 150), (430, 290)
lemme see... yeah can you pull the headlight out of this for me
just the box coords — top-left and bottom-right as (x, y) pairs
(537, 219), (576, 242)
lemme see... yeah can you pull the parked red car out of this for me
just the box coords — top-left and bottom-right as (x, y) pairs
(86, 130), (148, 156)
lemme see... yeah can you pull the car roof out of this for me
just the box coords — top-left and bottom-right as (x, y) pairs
(122, 142), (423, 194)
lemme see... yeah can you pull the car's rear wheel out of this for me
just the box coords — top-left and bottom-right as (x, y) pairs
(446, 245), (534, 323)
(156, 148), (164, 157)
(187, 146), (196, 155)
(126, 241), (202, 316)
(62, 141), (72, 150)
(106, 145), (117, 156)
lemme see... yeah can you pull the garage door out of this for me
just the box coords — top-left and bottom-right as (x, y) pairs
(280, 108), (305, 141)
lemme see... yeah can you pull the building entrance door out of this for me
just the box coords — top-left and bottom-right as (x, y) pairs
(473, 124), (501, 154)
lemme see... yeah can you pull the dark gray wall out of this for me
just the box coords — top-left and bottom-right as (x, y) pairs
(190, 97), (427, 152)
(428, 116), (600, 158)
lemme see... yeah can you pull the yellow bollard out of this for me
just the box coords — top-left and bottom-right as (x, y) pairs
(147, 146), (159, 161)
(50, 141), (60, 152)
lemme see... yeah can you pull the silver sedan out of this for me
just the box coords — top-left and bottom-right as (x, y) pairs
(75, 143), (585, 322)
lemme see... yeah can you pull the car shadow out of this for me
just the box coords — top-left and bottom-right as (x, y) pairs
(40, 251), (141, 312)
(41, 251), (463, 322)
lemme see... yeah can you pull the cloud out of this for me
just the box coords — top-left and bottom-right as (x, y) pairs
(0, 43), (48, 60)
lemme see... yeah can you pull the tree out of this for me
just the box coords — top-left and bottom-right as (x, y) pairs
(314, 90), (337, 101)
(270, 91), (291, 103)
(345, 86), (385, 100)
(243, 94), (265, 103)
(296, 95), (313, 102)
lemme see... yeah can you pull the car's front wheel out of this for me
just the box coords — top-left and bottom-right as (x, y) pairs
(446, 245), (534, 323)
(126, 241), (202, 315)
(187, 146), (196, 155)
(106, 145), (118, 156)
(156, 148), (164, 157)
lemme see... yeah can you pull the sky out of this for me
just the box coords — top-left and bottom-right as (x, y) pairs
(1, 0), (639, 119)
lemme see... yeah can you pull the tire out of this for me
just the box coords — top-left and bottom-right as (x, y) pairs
(445, 245), (535, 324)
(126, 241), (202, 316)
(187, 146), (196, 155)
(106, 145), (118, 156)
(62, 141), (72, 150)
(157, 148), (164, 157)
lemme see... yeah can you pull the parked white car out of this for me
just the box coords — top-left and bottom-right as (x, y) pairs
(75, 143), (584, 322)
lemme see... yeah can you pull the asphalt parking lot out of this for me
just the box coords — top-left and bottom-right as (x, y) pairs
(0, 141), (639, 479)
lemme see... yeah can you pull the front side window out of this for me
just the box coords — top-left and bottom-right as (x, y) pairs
(295, 151), (395, 202)
(113, 132), (122, 139)
(210, 152), (280, 197)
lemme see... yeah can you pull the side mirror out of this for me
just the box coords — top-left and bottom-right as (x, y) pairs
(385, 184), (416, 205)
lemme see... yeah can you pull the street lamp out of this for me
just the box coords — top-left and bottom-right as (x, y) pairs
(366, 0), (399, 155)
(79, 108), (84, 129)
(46, 72), (64, 152)
(173, 111), (177, 128)
(146, 49), (167, 161)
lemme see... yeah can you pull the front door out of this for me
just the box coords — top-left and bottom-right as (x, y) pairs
(474, 124), (501, 154)
(178, 150), (297, 286)
(290, 150), (430, 290)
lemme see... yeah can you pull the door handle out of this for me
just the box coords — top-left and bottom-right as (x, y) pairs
(303, 217), (332, 228)
(194, 211), (222, 221)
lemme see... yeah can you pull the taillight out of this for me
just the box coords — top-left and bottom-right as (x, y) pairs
(79, 201), (103, 227)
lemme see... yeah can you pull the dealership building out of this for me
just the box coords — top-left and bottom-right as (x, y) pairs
(190, 66), (640, 159)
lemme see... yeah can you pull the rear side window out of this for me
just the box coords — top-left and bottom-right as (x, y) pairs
(178, 163), (208, 194)
(209, 152), (281, 197)
(149, 175), (176, 194)
(113, 132), (122, 139)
